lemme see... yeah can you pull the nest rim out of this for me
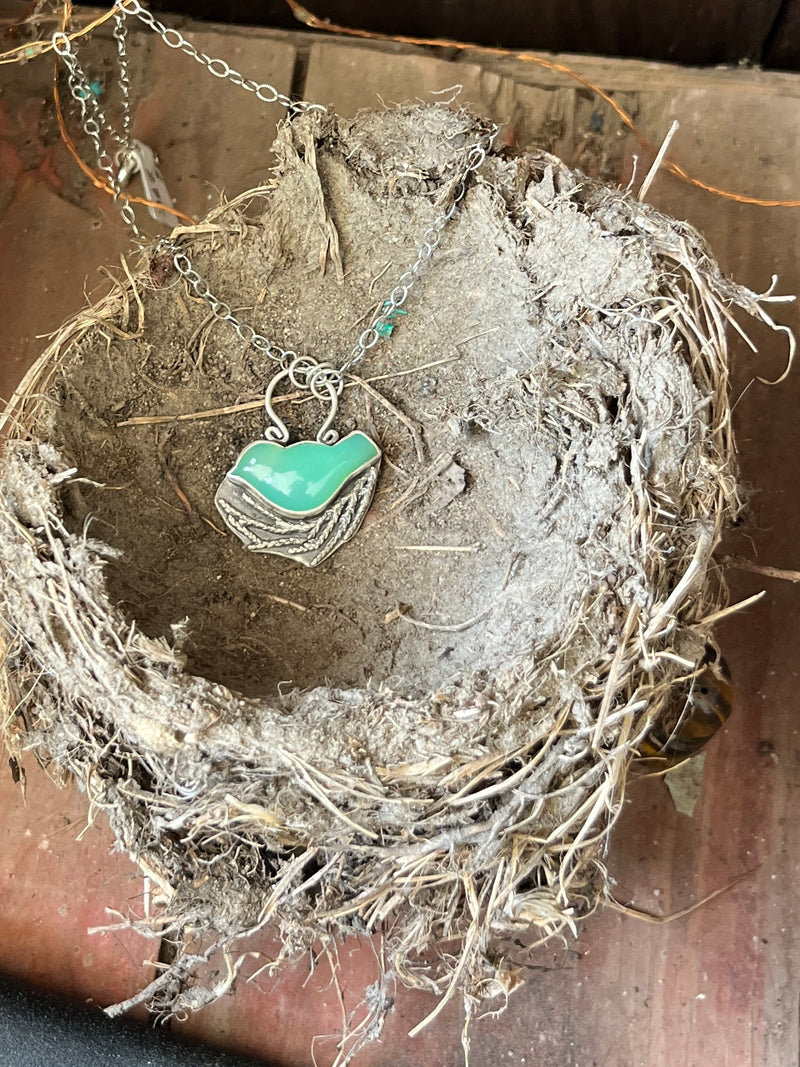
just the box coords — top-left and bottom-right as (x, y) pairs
(0, 121), (792, 1043)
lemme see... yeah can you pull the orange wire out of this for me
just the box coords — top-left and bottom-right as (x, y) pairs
(6, 1), (798, 209)
(0, 3), (118, 65)
(284, 0), (800, 209)
(52, 59), (196, 225)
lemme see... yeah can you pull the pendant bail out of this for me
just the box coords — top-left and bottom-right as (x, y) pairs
(264, 356), (344, 445)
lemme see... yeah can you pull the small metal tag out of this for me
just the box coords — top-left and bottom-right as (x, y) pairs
(117, 139), (176, 227)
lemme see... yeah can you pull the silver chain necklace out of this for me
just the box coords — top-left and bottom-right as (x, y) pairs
(52, 2), (497, 567)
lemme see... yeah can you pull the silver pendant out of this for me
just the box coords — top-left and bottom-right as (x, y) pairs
(215, 357), (381, 567)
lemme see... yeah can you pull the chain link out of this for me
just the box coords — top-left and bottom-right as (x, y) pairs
(54, 3), (497, 377)
(118, 0), (325, 117)
(341, 135), (496, 372)
(167, 246), (292, 364)
(52, 31), (140, 236)
(112, 8), (134, 150)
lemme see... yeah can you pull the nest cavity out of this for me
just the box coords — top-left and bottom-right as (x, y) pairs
(0, 104), (787, 1036)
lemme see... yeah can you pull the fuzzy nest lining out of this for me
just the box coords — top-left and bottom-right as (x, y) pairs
(0, 104), (786, 1030)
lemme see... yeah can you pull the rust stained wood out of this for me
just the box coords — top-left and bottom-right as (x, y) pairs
(0, 759), (153, 1013)
(134, 29), (297, 220)
(1, 19), (800, 1066)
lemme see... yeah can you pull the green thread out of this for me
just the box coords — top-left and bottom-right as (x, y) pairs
(376, 303), (407, 338)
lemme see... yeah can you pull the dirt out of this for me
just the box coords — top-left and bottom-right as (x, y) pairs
(36, 105), (694, 707)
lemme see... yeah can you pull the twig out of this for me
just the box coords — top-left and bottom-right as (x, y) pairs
(155, 429), (192, 514)
(104, 941), (225, 1017)
(116, 360), (457, 428)
(119, 398), (264, 427)
(700, 590), (765, 625)
(638, 120), (680, 201)
(396, 607), (490, 633)
(347, 373), (425, 463)
(395, 544), (479, 553)
(455, 327), (499, 346)
(186, 309), (217, 363)
(407, 879), (481, 1037)
(201, 516), (228, 536)
(592, 603), (639, 749)
(722, 556), (800, 583)
(644, 531), (711, 640)
(368, 261), (391, 294)
(118, 255), (145, 338)
(360, 355), (457, 384)
(267, 594), (309, 612)
(607, 867), (757, 924)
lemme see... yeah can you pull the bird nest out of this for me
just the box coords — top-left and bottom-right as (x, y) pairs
(0, 104), (789, 1039)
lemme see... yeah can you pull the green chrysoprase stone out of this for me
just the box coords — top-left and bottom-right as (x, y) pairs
(227, 430), (380, 516)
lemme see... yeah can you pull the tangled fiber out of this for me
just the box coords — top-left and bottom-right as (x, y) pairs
(0, 105), (791, 1051)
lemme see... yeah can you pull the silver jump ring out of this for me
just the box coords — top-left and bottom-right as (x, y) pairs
(287, 355), (316, 389)
(264, 359), (342, 445)
(308, 362), (343, 398)
(309, 368), (342, 445)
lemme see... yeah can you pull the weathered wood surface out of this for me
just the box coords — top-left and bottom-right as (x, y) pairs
(1, 18), (799, 1066)
(150, 0), (791, 69)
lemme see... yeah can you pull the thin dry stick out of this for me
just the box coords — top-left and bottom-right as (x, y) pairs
(700, 590), (765, 626)
(118, 398), (265, 427)
(638, 120), (680, 202)
(395, 544), (480, 553)
(266, 594), (309, 612)
(722, 556), (800, 583)
(397, 608), (491, 633)
(115, 359), (458, 428)
(118, 256), (145, 337)
(592, 603), (640, 750)
(104, 940), (226, 1018)
(607, 867), (757, 924)
(644, 531), (712, 640)
(347, 373), (425, 463)
(407, 886), (482, 1038)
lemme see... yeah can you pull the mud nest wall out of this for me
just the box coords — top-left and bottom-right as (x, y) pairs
(0, 104), (790, 1028)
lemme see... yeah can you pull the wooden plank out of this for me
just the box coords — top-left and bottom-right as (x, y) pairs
(226, 0), (784, 67)
(458, 45), (800, 97)
(134, 28), (297, 219)
(0, 759), (152, 1014)
(509, 82), (639, 183)
(303, 41), (515, 120)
